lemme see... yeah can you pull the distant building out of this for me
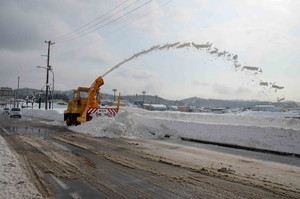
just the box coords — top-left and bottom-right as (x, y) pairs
(252, 105), (275, 111)
(0, 87), (13, 107)
(211, 108), (227, 114)
(167, 105), (178, 111)
(178, 106), (189, 112)
(189, 107), (204, 112)
(143, 104), (167, 111)
(0, 87), (13, 100)
(133, 100), (144, 106)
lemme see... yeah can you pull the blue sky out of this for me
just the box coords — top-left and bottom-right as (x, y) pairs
(0, 0), (299, 101)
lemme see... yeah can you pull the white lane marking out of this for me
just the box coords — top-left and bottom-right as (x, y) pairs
(70, 192), (82, 199)
(0, 125), (11, 136)
(50, 174), (69, 190)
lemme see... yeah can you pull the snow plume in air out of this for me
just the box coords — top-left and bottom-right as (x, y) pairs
(192, 42), (212, 49)
(101, 41), (285, 100)
(271, 84), (285, 93)
(277, 97), (285, 102)
(272, 84), (284, 90)
(102, 42), (236, 77)
(242, 66), (262, 73)
(260, 81), (269, 86)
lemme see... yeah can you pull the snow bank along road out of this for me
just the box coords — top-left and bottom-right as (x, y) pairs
(0, 113), (300, 198)
(23, 107), (300, 155)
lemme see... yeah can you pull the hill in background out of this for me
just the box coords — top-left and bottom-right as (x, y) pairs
(11, 88), (300, 109)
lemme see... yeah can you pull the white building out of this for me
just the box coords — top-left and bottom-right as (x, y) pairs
(252, 105), (275, 111)
(143, 104), (167, 111)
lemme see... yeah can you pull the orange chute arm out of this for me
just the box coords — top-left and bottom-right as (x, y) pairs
(77, 76), (104, 123)
(87, 76), (104, 108)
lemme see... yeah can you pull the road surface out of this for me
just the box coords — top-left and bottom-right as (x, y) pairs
(0, 113), (299, 199)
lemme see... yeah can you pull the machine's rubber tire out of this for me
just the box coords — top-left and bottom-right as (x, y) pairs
(65, 114), (81, 126)
(73, 115), (78, 126)
(66, 115), (72, 126)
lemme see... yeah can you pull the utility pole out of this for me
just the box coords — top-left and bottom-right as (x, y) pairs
(39, 90), (42, 109)
(17, 76), (20, 107)
(45, 41), (55, 110)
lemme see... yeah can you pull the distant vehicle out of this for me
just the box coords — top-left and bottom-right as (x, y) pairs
(3, 107), (10, 114)
(10, 107), (22, 118)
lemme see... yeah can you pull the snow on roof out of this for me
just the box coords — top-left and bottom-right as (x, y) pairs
(150, 104), (167, 108)
(253, 105), (275, 108)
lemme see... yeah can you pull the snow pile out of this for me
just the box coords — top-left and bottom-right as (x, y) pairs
(116, 107), (300, 154)
(129, 112), (300, 153)
(23, 106), (300, 154)
(22, 108), (64, 121)
(138, 110), (300, 129)
(239, 110), (300, 118)
(69, 116), (127, 138)
(0, 135), (42, 199)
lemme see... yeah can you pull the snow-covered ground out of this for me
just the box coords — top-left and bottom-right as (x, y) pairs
(21, 105), (300, 154)
(0, 132), (42, 199)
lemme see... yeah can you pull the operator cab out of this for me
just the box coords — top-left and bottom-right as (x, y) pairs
(79, 90), (88, 99)
(74, 87), (101, 100)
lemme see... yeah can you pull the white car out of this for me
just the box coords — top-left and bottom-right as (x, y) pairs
(10, 107), (22, 118)
(3, 107), (10, 114)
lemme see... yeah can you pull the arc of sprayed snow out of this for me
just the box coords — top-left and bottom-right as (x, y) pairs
(260, 81), (269, 86)
(242, 66), (262, 73)
(103, 41), (246, 78)
(102, 45), (162, 77)
(217, 51), (227, 57)
(103, 42), (191, 77)
(104, 41), (220, 77)
(210, 48), (218, 55)
(233, 55), (238, 61)
(158, 42), (180, 50)
(277, 97), (285, 102)
(101, 41), (285, 100)
(272, 84), (284, 89)
(234, 61), (241, 70)
(176, 42), (190, 49)
(191, 42), (212, 49)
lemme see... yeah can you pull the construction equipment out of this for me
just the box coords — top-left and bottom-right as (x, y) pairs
(64, 76), (120, 126)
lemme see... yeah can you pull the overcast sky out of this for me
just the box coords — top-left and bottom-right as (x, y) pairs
(0, 0), (299, 101)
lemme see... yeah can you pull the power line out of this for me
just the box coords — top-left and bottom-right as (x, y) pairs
(53, 0), (130, 41)
(57, 0), (141, 42)
(59, 0), (153, 43)
(56, 0), (173, 57)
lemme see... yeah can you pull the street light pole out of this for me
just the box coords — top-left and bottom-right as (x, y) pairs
(113, 89), (117, 101)
(17, 76), (20, 107)
(142, 91), (146, 104)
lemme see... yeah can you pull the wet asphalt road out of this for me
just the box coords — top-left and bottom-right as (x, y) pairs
(0, 114), (200, 198)
(0, 114), (105, 198)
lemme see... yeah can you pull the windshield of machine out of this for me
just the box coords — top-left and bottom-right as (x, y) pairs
(80, 90), (89, 99)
